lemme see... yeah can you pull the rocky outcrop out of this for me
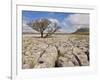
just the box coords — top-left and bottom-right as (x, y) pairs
(22, 35), (89, 69)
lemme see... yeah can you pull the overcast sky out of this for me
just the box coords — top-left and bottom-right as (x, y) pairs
(22, 10), (89, 33)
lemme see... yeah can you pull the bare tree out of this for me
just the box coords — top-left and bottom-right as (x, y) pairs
(28, 18), (60, 38)
(44, 22), (60, 38)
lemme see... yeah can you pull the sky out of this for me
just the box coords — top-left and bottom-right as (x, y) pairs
(22, 10), (89, 33)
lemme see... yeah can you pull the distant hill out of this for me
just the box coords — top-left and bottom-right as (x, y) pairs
(73, 28), (89, 35)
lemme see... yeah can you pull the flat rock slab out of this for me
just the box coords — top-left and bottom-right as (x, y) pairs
(22, 35), (89, 69)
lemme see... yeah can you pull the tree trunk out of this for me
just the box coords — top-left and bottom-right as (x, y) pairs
(41, 31), (43, 38)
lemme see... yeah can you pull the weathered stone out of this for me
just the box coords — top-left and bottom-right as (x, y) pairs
(22, 64), (30, 69)
(57, 57), (74, 67)
(34, 46), (58, 68)
(78, 54), (89, 66)
(24, 51), (31, 56)
(22, 35), (89, 68)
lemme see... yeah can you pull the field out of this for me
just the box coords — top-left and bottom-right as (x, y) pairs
(22, 34), (89, 69)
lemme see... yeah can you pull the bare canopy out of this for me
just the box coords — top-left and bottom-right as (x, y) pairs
(27, 18), (60, 38)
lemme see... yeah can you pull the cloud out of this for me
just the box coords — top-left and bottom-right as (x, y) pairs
(59, 13), (89, 33)
(65, 14), (89, 29)
(22, 20), (38, 33)
(48, 18), (60, 26)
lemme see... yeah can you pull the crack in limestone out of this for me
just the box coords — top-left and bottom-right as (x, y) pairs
(72, 48), (82, 66)
(55, 45), (60, 67)
(84, 51), (89, 61)
(37, 44), (49, 62)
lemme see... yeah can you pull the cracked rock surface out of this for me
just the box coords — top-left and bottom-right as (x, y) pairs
(22, 35), (89, 69)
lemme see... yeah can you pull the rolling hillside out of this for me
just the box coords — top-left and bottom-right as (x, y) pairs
(73, 28), (89, 35)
